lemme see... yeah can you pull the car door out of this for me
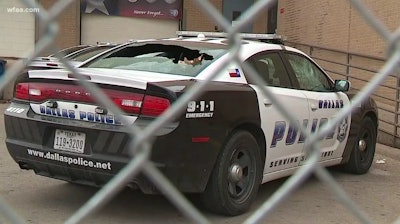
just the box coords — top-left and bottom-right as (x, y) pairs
(282, 52), (351, 165)
(245, 52), (310, 175)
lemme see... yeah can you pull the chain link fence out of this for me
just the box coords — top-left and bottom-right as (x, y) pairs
(1, 0), (400, 223)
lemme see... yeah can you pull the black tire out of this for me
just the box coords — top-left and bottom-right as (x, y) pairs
(343, 117), (377, 174)
(201, 130), (263, 216)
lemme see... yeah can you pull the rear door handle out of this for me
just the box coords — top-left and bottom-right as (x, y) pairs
(263, 99), (272, 106)
(310, 104), (318, 111)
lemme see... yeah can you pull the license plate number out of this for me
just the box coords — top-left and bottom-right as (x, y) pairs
(54, 129), (85, 154)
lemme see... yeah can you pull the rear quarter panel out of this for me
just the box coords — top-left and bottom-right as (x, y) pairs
(149, 80), (262, 192)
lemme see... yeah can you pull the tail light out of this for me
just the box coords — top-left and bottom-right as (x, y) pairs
(15, 83), (29, 100)
(46, 63), (58, 67)
(142, 95), (170, 116)
(15, 82), (170, 116)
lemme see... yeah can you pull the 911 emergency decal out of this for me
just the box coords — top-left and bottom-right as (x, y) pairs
(186, 100), (214, 118)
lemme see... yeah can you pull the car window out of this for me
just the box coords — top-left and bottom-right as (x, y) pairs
(284, 53), (333, 92)
(84, 43), (226, 77)
(246, 52), (292, 88)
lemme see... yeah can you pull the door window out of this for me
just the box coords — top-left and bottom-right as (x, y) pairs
(246, 52), (292, 88)
(285, 53), (333, 92)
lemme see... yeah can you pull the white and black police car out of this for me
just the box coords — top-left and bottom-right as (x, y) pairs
(4, 31), (378, 216)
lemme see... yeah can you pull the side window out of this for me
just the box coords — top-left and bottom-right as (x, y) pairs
(284, 53), (333, 92)
(246, 52), (292, 88)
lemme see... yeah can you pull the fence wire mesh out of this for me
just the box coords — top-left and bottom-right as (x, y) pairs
(1, 0), (399, 223)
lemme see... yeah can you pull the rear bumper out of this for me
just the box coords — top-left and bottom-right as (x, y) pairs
(6, 142), (163, 194)
(4, 102), (218, 193)
(5, 106), (163, 193)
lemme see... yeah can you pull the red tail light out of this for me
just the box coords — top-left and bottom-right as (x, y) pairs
(14, 82), (170, 116)
(46, 63), (58, 67)
(15, 83), (29, 100)
(109, 91), (143, 115)
(142, 95), (170, 116)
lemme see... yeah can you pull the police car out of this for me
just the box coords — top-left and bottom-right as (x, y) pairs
(4, 31), (378, 216)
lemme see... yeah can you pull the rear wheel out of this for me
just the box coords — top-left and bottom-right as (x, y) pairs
(342, 117), (377, 174)
(202, 131), (262, 216)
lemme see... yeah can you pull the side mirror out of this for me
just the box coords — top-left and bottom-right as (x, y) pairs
(334, 80), (350, 92)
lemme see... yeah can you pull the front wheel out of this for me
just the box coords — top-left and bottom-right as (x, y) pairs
(201, 130), (263, 216)
(342, 117), (377, 174)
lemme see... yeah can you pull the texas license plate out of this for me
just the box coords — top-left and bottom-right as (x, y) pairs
(54, 129), (86, 154)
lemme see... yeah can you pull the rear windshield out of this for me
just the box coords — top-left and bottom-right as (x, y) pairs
(83, 43), (227, 77)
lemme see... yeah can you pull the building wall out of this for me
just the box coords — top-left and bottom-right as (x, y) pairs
(253, 3), (269, 34)
(3, 0), (398, 59)
(277, 0), (400, 58)
(347, 0), (400, 57)
(183, 0), (269, 33)
(0, 0), (35, 58)
(38, 0), (80, 55)
(183, 0), (399, 59)
(183, 0), (223, 31)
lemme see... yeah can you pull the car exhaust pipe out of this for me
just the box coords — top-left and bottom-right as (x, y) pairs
(18, 161), (32, 170)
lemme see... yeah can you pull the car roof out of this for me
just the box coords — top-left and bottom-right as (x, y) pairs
(172, 31), (305, 55)
(48, 45), (92, 58)
(66, 45), (118, 62)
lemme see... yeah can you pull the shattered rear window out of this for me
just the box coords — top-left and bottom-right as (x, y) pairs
(83, 42), (227, 77)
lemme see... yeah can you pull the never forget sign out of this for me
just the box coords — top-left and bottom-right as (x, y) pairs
(82, 0), (182, 20)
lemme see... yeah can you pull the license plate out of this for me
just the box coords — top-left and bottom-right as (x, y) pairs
(54, 129), (86, 154)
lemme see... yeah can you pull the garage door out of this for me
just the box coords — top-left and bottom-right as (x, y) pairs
(0, 0), (35, 58)
(81, 14), (180, 45)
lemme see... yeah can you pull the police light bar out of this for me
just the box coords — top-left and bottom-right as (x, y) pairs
(176, 31), (283, 41)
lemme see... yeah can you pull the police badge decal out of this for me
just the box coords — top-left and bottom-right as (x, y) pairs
(337, 118), (349, 142)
